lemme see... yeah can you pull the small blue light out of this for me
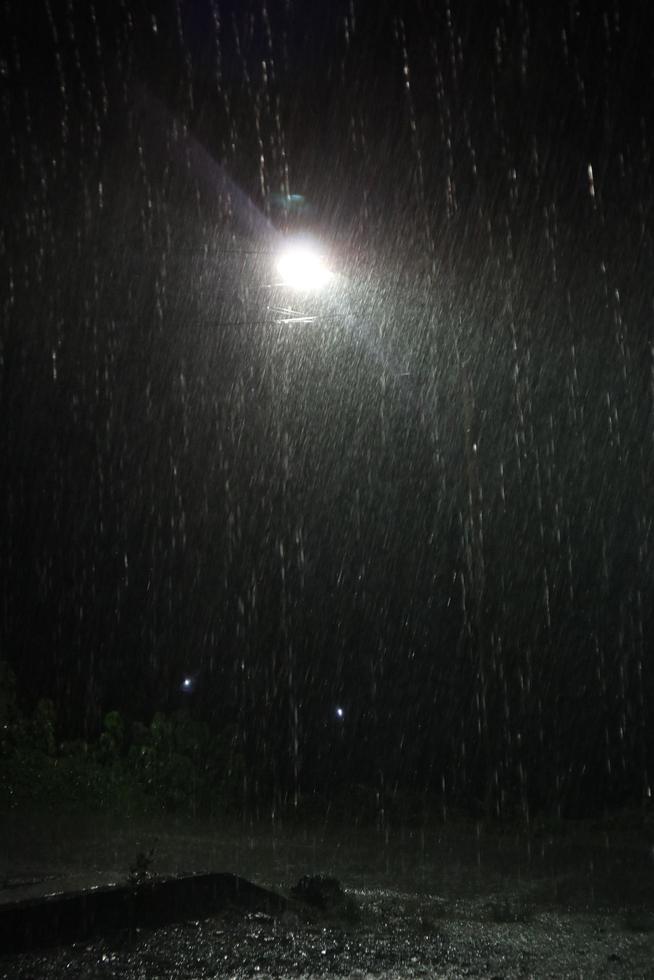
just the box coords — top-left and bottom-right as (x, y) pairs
(182, 677), (193, 691)
(335, 706), (344, 719)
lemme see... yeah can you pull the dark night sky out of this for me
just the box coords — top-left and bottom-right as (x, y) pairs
(1, 0), (654, 814)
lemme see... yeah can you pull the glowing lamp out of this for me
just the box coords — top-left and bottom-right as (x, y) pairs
(276, 243), (333, 291)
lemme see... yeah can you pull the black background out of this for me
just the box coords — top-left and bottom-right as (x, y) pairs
(1, 0), (653, 816)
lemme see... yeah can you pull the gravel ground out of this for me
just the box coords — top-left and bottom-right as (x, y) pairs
(1, 811), (653, 978)
(2, 886), (654, 979)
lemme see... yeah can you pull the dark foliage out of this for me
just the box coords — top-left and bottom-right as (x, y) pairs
(0, 662), (243, 817)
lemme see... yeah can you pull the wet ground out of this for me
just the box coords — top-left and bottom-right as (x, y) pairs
(1, 810), (653, 977)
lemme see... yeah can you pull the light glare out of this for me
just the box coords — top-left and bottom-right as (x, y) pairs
(276, 244), (332, 291)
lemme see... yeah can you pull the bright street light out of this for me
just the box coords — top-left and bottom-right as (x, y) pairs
(275, 241), (333, 291)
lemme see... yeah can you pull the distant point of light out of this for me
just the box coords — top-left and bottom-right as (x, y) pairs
(276, 243), (333, 291)
(182, 677), (193, 691)
(335, 706), (344, 719)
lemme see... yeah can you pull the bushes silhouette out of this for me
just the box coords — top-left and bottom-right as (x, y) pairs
(0, 662), (242, 816)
